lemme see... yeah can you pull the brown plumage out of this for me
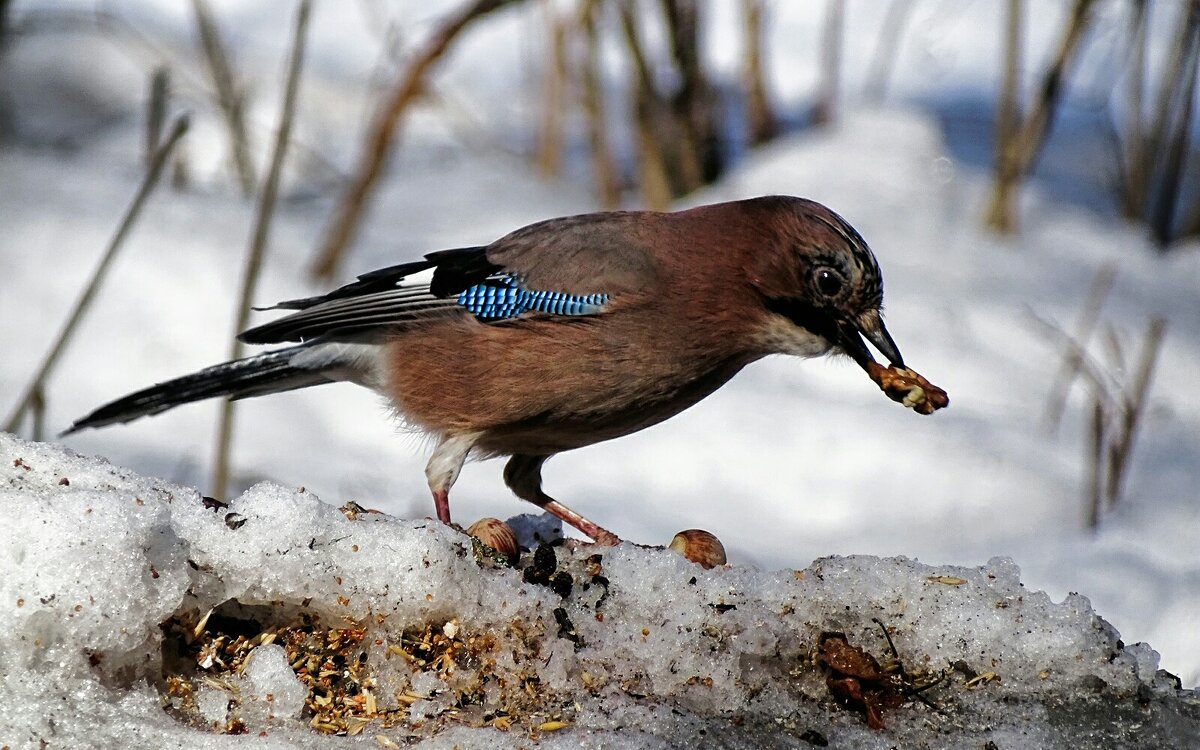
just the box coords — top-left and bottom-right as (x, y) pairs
(68, 196), (940, 545)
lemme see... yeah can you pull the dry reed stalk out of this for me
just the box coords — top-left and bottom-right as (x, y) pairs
(4, 116), (190, 436)
(309, 0), (524, 282)
(211, 0), (311, 499)
(191, 0), (257, 197)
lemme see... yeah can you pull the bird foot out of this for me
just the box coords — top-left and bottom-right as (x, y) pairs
(539, 499), (621, 546)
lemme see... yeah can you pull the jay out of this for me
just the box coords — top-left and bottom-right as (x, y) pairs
(68, 196), (946, 545)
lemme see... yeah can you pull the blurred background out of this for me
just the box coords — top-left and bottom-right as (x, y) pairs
(1, 0), (1197, 685)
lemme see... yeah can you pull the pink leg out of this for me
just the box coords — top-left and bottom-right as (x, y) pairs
(432, 488), (452, 524)
(425, 434), (474, 527)
(503, 454), (622, 546)
(539, 499), (621, 546)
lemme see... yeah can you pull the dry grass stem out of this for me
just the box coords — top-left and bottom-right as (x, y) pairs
(986, 0), (1095, 233)
(1042, 264), (1116, 434)
(190, 0), (257, 197)
(309, 0), (524, 282)
(4, 116), (190, 436)
(578, 0), (621, 208)
(211, 0), (311, 499)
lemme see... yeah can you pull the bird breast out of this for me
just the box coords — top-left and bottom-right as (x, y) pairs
(383, 312), (753, 456)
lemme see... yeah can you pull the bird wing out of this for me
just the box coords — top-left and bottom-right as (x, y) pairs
(240, 213), (660, 345)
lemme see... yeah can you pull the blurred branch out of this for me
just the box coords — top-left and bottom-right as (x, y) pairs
(1145, 2), (1194, 191)
(1032, 298), (1167, 531)
(0, 0), (11, 50)
(535, 0), (569, 177)
(864, 0), (914, 103)
(1148, 3), (1200, 246)
(1118, 0), (1149, 219)
(662, 0), (719, 187)
(1105, 317), (1166, 510)
(1041, 263), (1116, 435)
(1012, 0), (1095, 169)
(986, 0), (1096, 234)
(537, 0), (568, 177)
(145, 66), (171, 168)
(578, 0), (622, 208)
(985, 0), (1023, 233)
(1179, 181), (1200, 240)
(617, 0), (720, 206)
(4, 116), (190, 436)
(211, 0), (311, 499)
(742, 0), (778, 144)
(1085, 397), (1104, 530)
(190, 0), (257, 197)
(618, 0), (674, 209)
(309, 0), (524, 282)
(813, 0), (844, 126)
(1027, 311), (1121, 414)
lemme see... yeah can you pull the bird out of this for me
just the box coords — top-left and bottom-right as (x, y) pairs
(67, 195), (943, 545)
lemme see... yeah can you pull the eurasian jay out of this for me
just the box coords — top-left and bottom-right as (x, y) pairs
(68, 196), (945, 545)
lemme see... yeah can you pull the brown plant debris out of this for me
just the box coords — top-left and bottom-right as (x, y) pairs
(160, 602), (575, 739)
(816, 626), (945, 731)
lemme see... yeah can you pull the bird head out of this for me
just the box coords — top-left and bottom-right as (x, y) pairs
(748, 197), (904, 373)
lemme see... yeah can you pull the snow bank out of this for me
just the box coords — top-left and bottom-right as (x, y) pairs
(2, 433), (1196, 749)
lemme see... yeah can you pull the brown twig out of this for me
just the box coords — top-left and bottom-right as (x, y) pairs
(1027, 310), (1121, 412)
(1145, 2), (1194, 193)
(813, 0), (844, 126)
(1118, 0), (1149, 219)
(145, 66), (171, 168)
(742, 0), (778, 143)
(1012, 0), (1096, 172)
(1104, 317), (1166, 510)
(210, 0), (311, 499)
(4, 116), (190, 436)
(1035, 304), (1167, 530)
(662, 0), (718, 188)
(618, 0), (674, 209)
(0, 0), (11, 49)
(1085, 396), (1105, 530)
(986, 0), (1095, 233)
(1041, 264), (1116, 434)
(1149, 5), (1200, 246)
(535, 0), (569, 177)
(864, 0), (914, 103)
(190, 0), (257, 197)
(985, 0), (1023, 233)
(309, 0), (524, 282)
(578, 0), (621, 208)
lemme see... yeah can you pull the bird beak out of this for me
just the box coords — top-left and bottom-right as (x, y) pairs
(836, 313), (905, 372)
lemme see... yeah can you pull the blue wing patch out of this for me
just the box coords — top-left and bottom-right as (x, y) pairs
(456, 274), (609, 320)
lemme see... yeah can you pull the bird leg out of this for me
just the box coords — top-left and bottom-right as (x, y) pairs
(503, 454), (621, 546)
(425, 434), (476, 524)
(431, 488), (451, 524)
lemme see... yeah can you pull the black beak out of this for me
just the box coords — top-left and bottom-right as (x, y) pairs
(836, 315), (905, 372)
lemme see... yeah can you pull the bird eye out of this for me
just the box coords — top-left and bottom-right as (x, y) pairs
(814, 267), (845, 297)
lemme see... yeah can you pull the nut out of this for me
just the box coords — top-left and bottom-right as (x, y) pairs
(668, 529), (727, 569)
(466, 517), (519, 562)
(865, 362), (949, 415)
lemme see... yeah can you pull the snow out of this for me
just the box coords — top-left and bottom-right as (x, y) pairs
(2, 0), (1200, 745)
(1, 433), (1197, 749)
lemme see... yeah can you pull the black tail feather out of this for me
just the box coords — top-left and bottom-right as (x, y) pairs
(65, 346), (331, 434)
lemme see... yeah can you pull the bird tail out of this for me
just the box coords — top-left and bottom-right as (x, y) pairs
(64, 345), (333, 434)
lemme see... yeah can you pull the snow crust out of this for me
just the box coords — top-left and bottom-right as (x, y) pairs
(2, 434), (1197, 748)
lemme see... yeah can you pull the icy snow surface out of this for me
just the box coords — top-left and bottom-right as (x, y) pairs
(1, 433), (1197, 749)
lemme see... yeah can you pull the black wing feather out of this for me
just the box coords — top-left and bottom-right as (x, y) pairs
(425, 246), (504, 296)
(240, 247), (503, 345)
